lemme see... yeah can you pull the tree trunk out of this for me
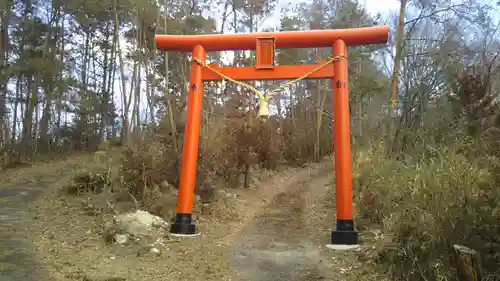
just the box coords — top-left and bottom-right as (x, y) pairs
(114, 0), (132, 144)
(452, 245), (484, 281)
(389, 0), (407, 148)
(0, 0), (13, 148)
(314, 80), (327, 161)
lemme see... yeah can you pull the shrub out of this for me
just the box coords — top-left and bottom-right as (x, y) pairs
(357, 142), (500, 281)
(64, 109), (336, 223)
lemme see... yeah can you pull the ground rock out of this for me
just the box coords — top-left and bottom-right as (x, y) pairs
(104, 210), (168, 246)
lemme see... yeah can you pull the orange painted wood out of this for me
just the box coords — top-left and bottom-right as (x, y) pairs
(175, 45), (205, 214)
(256, 37), (275, 70)
(155, 26), (389, 52)
(162, 24), (390, 236)
(202, 64), (334, 81)
(332, 40), (352, 220)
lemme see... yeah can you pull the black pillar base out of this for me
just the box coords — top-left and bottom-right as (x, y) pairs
(169, 213), (196, 235)
(330, 219), (359, 245)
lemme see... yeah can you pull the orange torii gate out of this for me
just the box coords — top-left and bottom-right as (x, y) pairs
(155, 25), (389, 246)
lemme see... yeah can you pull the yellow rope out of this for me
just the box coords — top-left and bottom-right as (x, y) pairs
(391, 99), (397, 113)
(191, 54), (347, 118)
(267, 54), (347, 99)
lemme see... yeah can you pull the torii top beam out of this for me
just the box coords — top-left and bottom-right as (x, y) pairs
(155, 25), (390, 52)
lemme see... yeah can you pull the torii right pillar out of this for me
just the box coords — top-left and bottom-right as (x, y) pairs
(329, 39), (358, 248)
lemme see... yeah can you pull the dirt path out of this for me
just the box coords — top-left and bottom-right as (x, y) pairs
(0, 183), (49, 281)
(228, 161), (347, 281)
(0, 155), (95, 281)
(0, 156), (375, 281)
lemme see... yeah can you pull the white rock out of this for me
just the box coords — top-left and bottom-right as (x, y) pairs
(149, 247), (161, 255)
(115, 234), (129, 244)
(113, 210), (168, 237)
(106, 210), (169, 248)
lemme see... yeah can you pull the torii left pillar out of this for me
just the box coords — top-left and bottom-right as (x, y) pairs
(169, 45), (206, 235)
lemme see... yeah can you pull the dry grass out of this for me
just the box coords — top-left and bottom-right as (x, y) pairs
(356, 141), (500, 281)
(6, 84), (500, 281)
(30, 154), (335, 281)
(0, 107), (339, 280)
(1, 107), (310, 279)
(0, 153), (99, 186)
(4, 124), (499, 281)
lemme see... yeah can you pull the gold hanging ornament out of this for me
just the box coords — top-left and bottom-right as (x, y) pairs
(257, 97), (270, 119)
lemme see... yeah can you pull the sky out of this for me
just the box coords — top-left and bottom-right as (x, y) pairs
(10, 0), (402, 135)
(91, 0), (500, 127)
(189, 0), (399, 117)
(208, 0), (400, 65)
(210, 0), (400, 34)
(364, 0), (400, 17)
(257, 0), (400, 31)
(140, 0), (401, 122)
